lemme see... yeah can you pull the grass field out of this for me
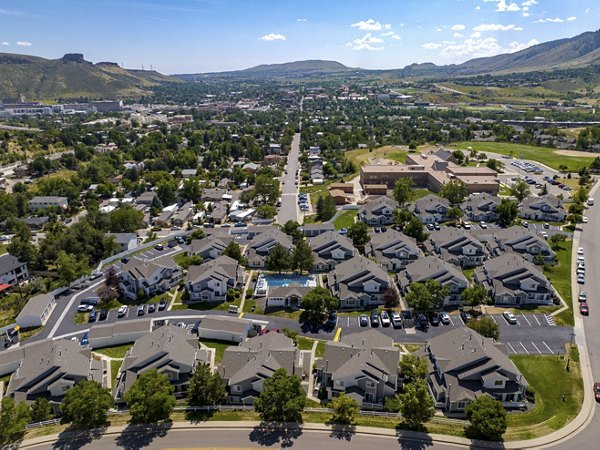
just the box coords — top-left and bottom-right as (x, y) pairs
(450, 142), (592, 172)
(199, 338), (235, 363)
(93, 344), (133, 359)
(0, 293), (26, 328)
(545, 241), (573, 326)
(110, 360), (121, 388)
(333, 210), (357, 230)
(346, 145), (410, 169)
(295, 336), (326, 357)
(0, 245), (7, 255)
(506, 348), (582, 440)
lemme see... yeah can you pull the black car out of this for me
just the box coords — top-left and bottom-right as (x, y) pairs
(99, 309), (108, 321)
(460, 311), (473, 323)
(148, 303), (156, 314)
(326, 311), (338, 328)
(359, 314), (369, 327)
(88, 311), (98, 323)
(370, 310), (380, 327)
(158, 298), (167, 311)
(81, 298), (99, 306)
(121, 257), (130, 264)
(416, 313), (429, 330)
(429, 312), (440, 326)
(154, 244), (164, 251)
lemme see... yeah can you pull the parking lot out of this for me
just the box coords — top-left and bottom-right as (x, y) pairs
(499, 159), (572, 199)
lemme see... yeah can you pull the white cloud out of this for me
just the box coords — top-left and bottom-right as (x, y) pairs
(422, 42), (443, 50)
(1, 42), (9, 46)
(435, 26), (443, 32)
(382, 31), (401, 40)
(296, 18), (307, 22)
(425, 35), (538, 59)
(496, 0), (521, 12)
(521, 0), (538, 6)
(522, 12), (530, 17)
(473, 23), (523, 31)
(476, 5), (481, 10)
(471, 31), (482, 38)
(534, 17), (564, 23)
(258, 33), (286, 41)
(567, 16), (577, 21)
(451, 24), (466, 31)
(16, 41), (31, 46)
(454, 32), (464, 38)
(585, 8), (590, 13)
(347, 33), (384, 51)
(351, 19), (391, 31)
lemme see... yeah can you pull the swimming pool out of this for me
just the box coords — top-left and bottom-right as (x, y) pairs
(266, 274), (315, 287)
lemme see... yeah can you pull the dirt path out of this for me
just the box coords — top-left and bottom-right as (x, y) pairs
(555, 150), (599, 158)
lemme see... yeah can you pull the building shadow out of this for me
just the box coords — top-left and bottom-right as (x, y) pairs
(51, 426), (107, 450)
(248, 422), (303, 448)
(114, 422), (172, 450)
(328, 423), (356, 441)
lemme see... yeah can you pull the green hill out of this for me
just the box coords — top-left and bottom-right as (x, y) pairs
(0, 53), (178, 100)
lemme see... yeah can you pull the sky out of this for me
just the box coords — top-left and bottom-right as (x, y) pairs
(0, 0), (597, 74)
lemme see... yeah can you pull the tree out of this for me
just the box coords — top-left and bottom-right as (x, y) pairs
(465, 396), (507, 442)
(255, 174), (280, 205)
(187, 362), (227, 407)
(254, 368), (306, 423)
(55, 250), (89, 285)
(124, 370), (176, 424)
(393, 208), (413, 228)
(467, 316), (500, 340)
(265, 243), (291, 274)
(181, 178), (202, 202)
(291, 239), (314, 274)
(301, 286), (339, 321)
(440, 179), (468, 206)
(403, 217), (428, 242)
(30, 397), (53, 423)
(497, 199), (519, 226)
(405, 283), (433, 311)
(461, 285), (489, 309)
(108, 205), (145, 233)
(540, 183), (548, 195)
(316, 192), (336, 221)
(222, 241), (246, 265)
(330, 393), (359, 425)
(510, 179), (530, 202)
(393, 178), (415, 207)
(283, 220), (304, 244)
(60, 380), (114, 429)
(383, 286), (400, 309)
(548, 233), (567, 250)
(426, 279), (450, 309)
(399, 354), (428, 383)
(346, 221), (370, 250)
(447, 206), (463, 224)
(0, 397), (31, 444)
(383, 394), (402, 413)
(486, 159), (504, 173)
(399, 379), (435, 428)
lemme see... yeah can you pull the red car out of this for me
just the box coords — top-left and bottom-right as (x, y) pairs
(580, 302), (590, 316)
(594, 383), (600, 402)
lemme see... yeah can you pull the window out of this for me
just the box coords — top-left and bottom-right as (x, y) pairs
(494, 380), (503, 386)
(457, 401), (466, 410)
(366, 380), (376, 388)
(233, 385), (241, 392)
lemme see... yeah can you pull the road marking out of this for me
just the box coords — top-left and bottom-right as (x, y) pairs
(519, 342), (530, 354)
(490, 315), (497, 324)
(533, 315), (541, 326)
(333, 327), (342, 342)
(347, 316), (350, 327)
(238, 312), (244, 319)
(531, 342), (542, 354)
(459, 315), (465, 326)
(545, 315), (556, 326)
(521, 315), (531, 326)
(507, 342), (518, 354)
(542, 342), (554, 354)
(357, 317), (360, 327)
(448, 315), (455, 326)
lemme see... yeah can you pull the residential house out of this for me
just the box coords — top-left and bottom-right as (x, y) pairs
(172, 202), (193, 227)
(303, 223), (335, 238)
(397, 256), (469, 306)
(417, 327), (528, 413)
(461, 193), (501, 222)
(181, 169), (198, 179)
(22, 216), (49, 230)
(412, 195), (450, 224)
(208, 201), (229, 225)
(16, 293), (56, 328)
(136, 191), (158, 206)
(245, 229), (293, 268)
(154, 210), (173, 227)
(119, 255), (183, 300)
(315, 329), (400, 407)
(189, 234), (234, 261)
(330, 189), (350, 205)
(265, 285), (313, 310)
(308, 231), (355, 271)
(115, 325), (213, 400)
(186, 255), (243, 303)
(88, 319), (152, 348)
(28, 196), (68, 211)
(327, 255), (390, 310)
(520, 195), (566, 222)
(474, 254), (554, 306)
(0, 254), (29, 286)
(220, 332), (310, 404)
(488, 226), (556, 263)
(365, 229), (421, 272)
(106, 233), (138, 252)
(197, 316), (254, 343)
(424, 228), (487, 268)
(358, 196), (398, 226)
(6, 340), (106, 403)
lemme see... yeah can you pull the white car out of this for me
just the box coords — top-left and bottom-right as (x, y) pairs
(502, 311), (518, 324)
(117, 305), (128, 318)
(380, 311), (391, 327)
(578, 255), (585, 263)
(77, 304), (94, 313)
(480, 221), (487, 229)
(439, 311), (451, 325)
(583, 216), (589, 224)
(578, 247), (584, 255)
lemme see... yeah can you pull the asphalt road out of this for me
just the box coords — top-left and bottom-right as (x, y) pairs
(277, 132), (301, 225)
(24, 427), (464, 450)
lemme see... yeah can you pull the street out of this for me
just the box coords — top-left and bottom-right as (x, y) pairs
(276, 132), (301, 225)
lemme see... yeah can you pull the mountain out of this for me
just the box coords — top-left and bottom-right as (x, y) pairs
(0, 53), (178, 100)
(176, 60), (357, 80)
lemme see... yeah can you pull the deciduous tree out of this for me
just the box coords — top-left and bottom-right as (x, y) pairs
(465, 396), (507, 442)
(124, 370), (176, 424)
(440, 179), (468, 206)
(60, 380), (114, 429)
(330, 393), (359, 425)
(265, 243), (291, 274)
(291, 239), (314, 274)
(0, 397), (31, 444)
(346, 221), (370, 250)
(399, 379), (435, 428)
(301, 287), (339, 321)
(399, 354), (428, 383)
(393, 178), (415, 207)
(510, 179), (530, 202)
(187, 362), (227, 407)
(254, 368), (306, 423)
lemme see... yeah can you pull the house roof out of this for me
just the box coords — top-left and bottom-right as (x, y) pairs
(199, 316), (252, 335)
(186, 255), (240, 284)
(106, 233), (137, 245)
(401, 255), (468, 286)
(308, 231), (355, 256)
(0, 253), (26, 275)
(17, 293), (54, 319)
(121, 255), (178, 280)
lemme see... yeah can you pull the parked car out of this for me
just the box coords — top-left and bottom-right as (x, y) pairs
(502, 311), (518, 324)
(147, 303), (156, 314)
(460, 311), (473, 322)
(579, 291), (587, 302)
(158, 298), (167, 311)
(578, 274), (586, 284)
(380, 310), (391, 327)
(439, 311), (451, 325)
(580, 302), (590, 316)
(429, 312), (440, 326)
(416, 313), (429, 330)
(80, 332), (89, 346)
(578, 247), (584, 255)
(77, 304), (94, 313)
(479, 221), (487, 229)
(117, 305), (128, 318)
(370, 310), (380, 327)
(594, 382), (600, 402)
(359, 314), (369, 327)
(88, 311), (98, 323)
(521, 221), (529, 228)
(583, 216), (589, 224)
(89, 271), (102, 280)
(80, 298), (100, 306)
(339, 228), (347, 235)
(98, 309), (108, 321)
(154, 244), (164, 251)
(326, 311), (338, 328)
(121, 257), (130, 264)
(137, 304), (146, 316)
(391, 311), (402, 329)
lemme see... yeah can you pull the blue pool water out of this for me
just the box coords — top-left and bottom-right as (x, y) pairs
(265, 274), (312, 287)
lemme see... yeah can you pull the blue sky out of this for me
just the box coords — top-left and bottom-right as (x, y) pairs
(0, 0), (597, 74)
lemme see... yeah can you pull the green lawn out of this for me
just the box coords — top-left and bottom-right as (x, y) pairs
(172, 297), (241, 312)
(0, 373), (12, 393)
(412, 188), (434, 201)
(294, 336), (326, 356)
(110, 360), (121, 388)
(506, 349), (583, 440)
(199, 338), (235, 363)
(544, 241), (573, 326)
(346, 145), (409, 168)
(333, 210), (357, 230)
(242, 298), (264, 315)
(450, 142), (591, 172)
(93, 344), (133, 359)
(0, 245), (7, 255)
(0, 293), (26, 328)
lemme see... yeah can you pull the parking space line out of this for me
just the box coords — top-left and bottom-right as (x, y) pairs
(490, 315), (497, 324)
(347, 316), (350, 327)
(507, 342), (518, 354)
(333, 327), (342, 342)
(531, 342), (542, 354)
(542, 342), (554, 354)
(459, 316), (465, 326)
(519, 342), (530, 354)
(356, 317), (360, 327)
(521, 315), (532, 326)
(448, 316), (455, 326)
(533, 315), (541, 326)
